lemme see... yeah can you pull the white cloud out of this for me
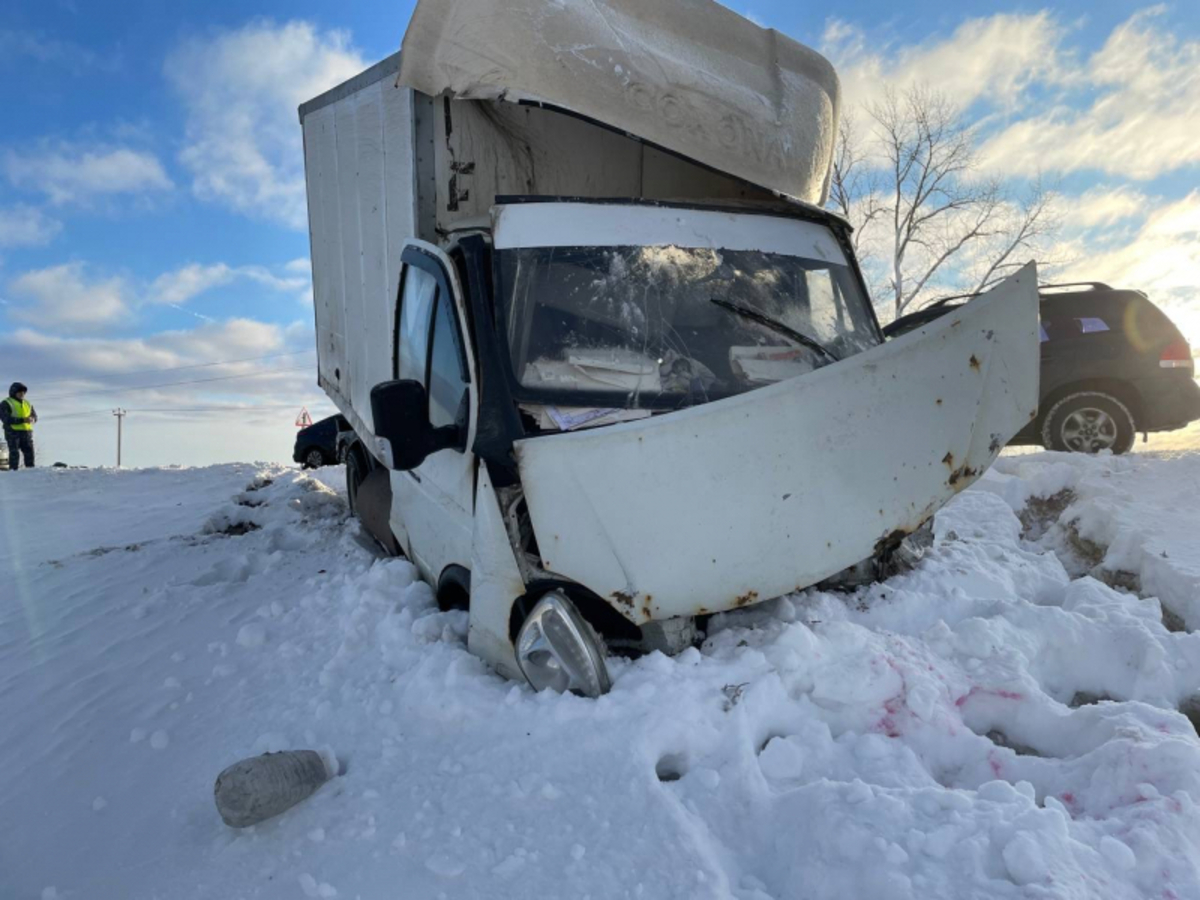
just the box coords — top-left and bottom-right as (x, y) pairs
(4, 143), (173, 206)
(823, 12), (1067, 115)
(165, 21), (366, 230)
(2, 316), (320, 464)
(0, 204), (62, 247)
(1, 317), (327, 467)
(979, 8), (1200, 179)
(8, 262), (130, 332)
(1069, 185), (1149, 229)
(148, 263), (236, 306)
(9, 318), (293, 376)
(147, 261), (310, 306)
(240, 265), (310, 294)
(1051, 188), (1200, 348)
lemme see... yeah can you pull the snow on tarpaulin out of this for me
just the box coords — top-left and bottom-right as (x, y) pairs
(6, 456), (1200, 898)
(398, 0), (841, 205)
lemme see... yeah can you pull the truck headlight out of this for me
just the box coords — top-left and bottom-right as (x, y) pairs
(516, 591), (611, 698)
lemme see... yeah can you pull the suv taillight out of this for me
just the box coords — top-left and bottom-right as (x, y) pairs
(1160, 337), (1195, 371)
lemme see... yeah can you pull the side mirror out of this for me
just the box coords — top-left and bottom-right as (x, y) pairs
(369, 380), (461, 471)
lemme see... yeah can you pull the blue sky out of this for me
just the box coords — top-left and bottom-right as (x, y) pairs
(1, 0), (1198, 465)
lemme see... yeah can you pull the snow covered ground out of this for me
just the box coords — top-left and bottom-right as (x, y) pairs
(4, 449), (1200, 900)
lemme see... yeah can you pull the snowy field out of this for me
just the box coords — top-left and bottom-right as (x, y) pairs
(4, 448), (1200, 899)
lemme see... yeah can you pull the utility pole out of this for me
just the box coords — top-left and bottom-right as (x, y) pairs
(113, 408), (126, 468)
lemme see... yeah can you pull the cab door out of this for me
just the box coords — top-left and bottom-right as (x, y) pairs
(389, 242), (477, 581)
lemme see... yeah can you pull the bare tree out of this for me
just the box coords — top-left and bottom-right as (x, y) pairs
(965, 177), (1061, 294)
(829, 115), (883, 260)
(830, 86), (1058, 319)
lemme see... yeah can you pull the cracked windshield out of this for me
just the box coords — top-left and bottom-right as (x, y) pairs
(499, 239), (878, 407)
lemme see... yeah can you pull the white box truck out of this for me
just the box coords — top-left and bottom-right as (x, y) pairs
(299, 0), (1040, 696)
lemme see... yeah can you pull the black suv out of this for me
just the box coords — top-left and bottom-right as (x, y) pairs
(884, 283), (1200, 453)
(293, 414), (349, 468)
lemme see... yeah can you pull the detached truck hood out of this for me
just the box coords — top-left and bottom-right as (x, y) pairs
(513, 264), (1040, 623)
(399, 0), (840, 205)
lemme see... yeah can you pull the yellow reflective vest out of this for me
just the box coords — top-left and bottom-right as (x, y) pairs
(4, 397), (33, 431)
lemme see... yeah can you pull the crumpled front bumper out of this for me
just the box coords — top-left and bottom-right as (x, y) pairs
(513, 265), (1041, 623)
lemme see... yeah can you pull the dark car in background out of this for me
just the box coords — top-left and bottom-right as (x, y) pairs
(293, 414), (349, 469)
(885, 283), (1200, 453)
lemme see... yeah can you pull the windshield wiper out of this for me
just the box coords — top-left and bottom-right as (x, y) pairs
(710, 298), (840, 364)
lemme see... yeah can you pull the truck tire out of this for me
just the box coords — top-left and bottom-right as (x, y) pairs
(1041, 391), (1136, 455)
(345, 446), (366, 515)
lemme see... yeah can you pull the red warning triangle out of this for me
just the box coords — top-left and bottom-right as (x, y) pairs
(295, 407), (313, 428)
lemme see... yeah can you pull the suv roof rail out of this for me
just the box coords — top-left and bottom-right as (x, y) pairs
(921, 280), (1117, 310)
(1039, 281), (1112, 293)
(925, 291), (981, 308)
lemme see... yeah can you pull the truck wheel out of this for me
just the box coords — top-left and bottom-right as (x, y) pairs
(1042, 391), (1136, 455)
(345, 447), (366, 515)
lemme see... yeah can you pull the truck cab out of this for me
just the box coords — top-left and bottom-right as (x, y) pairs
(300, 0), (1040, 695)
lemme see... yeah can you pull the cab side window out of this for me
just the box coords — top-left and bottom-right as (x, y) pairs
(397, 266), (437, 383)
(428, 294), (469, 429)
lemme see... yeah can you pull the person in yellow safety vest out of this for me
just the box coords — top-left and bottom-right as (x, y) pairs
(2, 382), (37, 470)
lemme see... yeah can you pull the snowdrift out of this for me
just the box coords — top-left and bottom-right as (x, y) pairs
(4, 453), (1200, 898)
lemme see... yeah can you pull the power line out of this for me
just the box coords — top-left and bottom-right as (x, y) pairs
(32, 349), (316, 387)
(130, 405), (306, 413)
(36, 408), (114, 421)
(37, 365), (314, 401)
(38, 403), (323, 422)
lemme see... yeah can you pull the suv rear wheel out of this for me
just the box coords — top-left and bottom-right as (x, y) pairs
(1042, 391), (1136, 455)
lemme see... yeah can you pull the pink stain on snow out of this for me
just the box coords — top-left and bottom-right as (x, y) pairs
(989, 752), (1003, 778)
(875, 692), (908, 738)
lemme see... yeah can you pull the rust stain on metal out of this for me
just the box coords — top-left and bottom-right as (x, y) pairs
(989, 433), (1002, 454)
(874, 526), (913, 557)
(611, 590), (634, 608)
(947, 464), (979, 488)
(936, 398), (943, 406)
(942, 451), (954, 468)
(734, 590), (759, 608)
(969, 354), (981, 371)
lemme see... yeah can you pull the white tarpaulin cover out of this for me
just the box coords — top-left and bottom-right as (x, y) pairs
(399, 0), (841, 204)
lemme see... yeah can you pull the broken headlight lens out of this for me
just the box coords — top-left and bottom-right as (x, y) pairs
(516, 591), (611, 698)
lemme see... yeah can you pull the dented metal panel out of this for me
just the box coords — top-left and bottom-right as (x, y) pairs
(513, 264), (1040, 623)
(399, 0), (840, 204)
(429, 98), (777, 234)
(467, 465), (527, 682)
